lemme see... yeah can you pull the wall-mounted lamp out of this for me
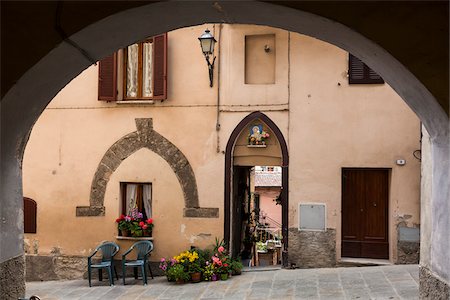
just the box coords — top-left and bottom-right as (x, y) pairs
(198, 29), (217, 87)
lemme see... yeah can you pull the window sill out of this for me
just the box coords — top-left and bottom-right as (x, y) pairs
(116, 100), (155, 105)
(247, 145), (267, 148)
(115, 236), (154, 241)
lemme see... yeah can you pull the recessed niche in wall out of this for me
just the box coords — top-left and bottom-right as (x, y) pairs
(299, 203), (326, 231)
(245, 34), (275, 84)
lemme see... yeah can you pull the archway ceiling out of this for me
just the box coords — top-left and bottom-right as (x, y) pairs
(1, 1), (448, 114)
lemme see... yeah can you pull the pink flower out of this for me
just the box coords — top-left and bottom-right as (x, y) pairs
(218, 246), (224, 253)
(143, 224), (148, 229)
(139, 221), (145, 227)
(160, 258), (166, 262)
(146, 218), (153, 224)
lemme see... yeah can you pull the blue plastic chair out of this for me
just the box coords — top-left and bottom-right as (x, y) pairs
(122, 240), (154, 285)
(87, 242), (119, 287)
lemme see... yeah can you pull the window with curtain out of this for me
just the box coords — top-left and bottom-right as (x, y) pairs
(121, 182), (152, 219)
(98, 33), (167, 101)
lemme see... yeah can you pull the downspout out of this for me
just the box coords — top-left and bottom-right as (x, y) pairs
(215, 24), (223, 153)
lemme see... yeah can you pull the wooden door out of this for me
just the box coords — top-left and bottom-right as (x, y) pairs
(342, 169), (389, 259)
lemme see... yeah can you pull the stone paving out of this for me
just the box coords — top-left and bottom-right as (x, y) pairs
(25, 264), (419, 300)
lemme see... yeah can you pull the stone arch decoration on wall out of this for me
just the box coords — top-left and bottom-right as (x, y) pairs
(76, 118), (219, 218)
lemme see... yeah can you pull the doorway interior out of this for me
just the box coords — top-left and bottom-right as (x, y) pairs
(224, 112), (289, 268)
(232, 166), (283, 268)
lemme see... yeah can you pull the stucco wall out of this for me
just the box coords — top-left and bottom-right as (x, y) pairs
(22, 24), (420, 267)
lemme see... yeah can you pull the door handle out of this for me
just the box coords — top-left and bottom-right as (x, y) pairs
(373, 202), (377, 207)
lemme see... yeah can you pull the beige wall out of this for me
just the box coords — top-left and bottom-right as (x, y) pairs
(23, 24), (420, 263)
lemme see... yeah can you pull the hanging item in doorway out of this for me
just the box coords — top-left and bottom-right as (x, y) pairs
(247, 124), (270, 146)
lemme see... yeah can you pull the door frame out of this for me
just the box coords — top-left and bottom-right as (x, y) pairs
(341, 167), (390, 259)
(224, 111), (289, 266)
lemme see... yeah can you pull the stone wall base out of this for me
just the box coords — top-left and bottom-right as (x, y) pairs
(397, 241), (420, 264)
(0, 255), (25, 299)
(288, 228), (336, 268)
(26, 254), (164, 282)
(419, 266), (449, 299)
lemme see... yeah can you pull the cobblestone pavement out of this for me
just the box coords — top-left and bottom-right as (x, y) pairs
(26, 264), (418, 300)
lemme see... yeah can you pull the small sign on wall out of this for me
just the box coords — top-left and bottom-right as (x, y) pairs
(299, 203), (326, 231)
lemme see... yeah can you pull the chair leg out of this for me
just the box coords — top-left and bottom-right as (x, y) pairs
(142, 265), (147, 285)
(122, 263), (126, 286)
(147, 262), (154, 279)
(98, 269), (103, 281)
(107, 267), (113, 286)
(88, 265), (92, 287)
(134, 267), (138, 279)
(114, 266), (119, 280)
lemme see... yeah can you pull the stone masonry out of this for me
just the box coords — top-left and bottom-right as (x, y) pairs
(0, 255), (25, 299)
(288, 228), (336, 268)
(76, 118), (218, 218)
(419, 266), (450, 300)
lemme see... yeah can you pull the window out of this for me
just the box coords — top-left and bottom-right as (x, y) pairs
(121, 183), (152, 219)
(24, 197), (37, 233)
(348, 54), (384, 84)
(98, 33), (167, 101)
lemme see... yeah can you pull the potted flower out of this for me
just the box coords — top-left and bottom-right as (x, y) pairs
(211, 245), (230, 280)
(188, 260), (203, 283)
(230, 259), (244, 275)
(116, 214), (132, 236)
(159, 257), (177, 281)
(202, 262), (216, 281)
(167, 264), (189, 284)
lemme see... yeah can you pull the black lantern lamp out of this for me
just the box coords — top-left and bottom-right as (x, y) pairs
(198, 29), (217, 87)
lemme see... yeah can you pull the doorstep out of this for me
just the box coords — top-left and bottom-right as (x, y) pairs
(338, 257), (392, 267)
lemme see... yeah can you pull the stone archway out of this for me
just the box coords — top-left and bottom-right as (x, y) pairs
(1, 2), (448, 298)
(75, 118), (218, 218)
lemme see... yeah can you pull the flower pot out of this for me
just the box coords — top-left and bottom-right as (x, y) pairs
(120, 229), (130, 237)
(175, 278), (185, 284)
(211, 274), (218, 281)
(143, 230), (152, 237)
(190, 272), (201, 283)
(220, 273), (228, 281)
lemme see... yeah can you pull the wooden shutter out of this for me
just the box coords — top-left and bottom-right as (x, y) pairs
(98, 53), (117, 101)
(348, 54), (384, 84)
(24, 197), (37, 234)
(152, 33), (168, 100)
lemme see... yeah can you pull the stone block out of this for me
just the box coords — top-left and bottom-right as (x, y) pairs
(288, 228), (336, 268)
(397, 241), (420, 264)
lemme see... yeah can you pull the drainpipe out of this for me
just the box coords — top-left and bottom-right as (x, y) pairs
(215, 23), (222, 153)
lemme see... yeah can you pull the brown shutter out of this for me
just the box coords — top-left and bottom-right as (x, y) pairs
(98, 53), (117, 101)
(24, 197), (37, 234)
(152, 33), (168, 100)
(349, 54), (384, 84)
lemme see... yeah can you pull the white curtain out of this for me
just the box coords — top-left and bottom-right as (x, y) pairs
(126, 184), (138, 214)
(143, 184), (152, 218)
(126, 44), (138, 97)
(142, 42), (153, 97)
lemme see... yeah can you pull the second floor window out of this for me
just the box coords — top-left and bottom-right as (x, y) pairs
(98, 33), (167, 101)
(348, 54), (384, 84)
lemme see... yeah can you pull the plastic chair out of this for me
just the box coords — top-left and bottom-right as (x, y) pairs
(122, 240), (154, 285)
(87, 242), (119, 287)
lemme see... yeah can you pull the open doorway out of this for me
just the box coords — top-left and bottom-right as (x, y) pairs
(234, 166), (283, 268)
(225, 112), (289, 268)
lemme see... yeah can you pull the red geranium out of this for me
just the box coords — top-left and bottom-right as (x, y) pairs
(146, 218), (153, 224)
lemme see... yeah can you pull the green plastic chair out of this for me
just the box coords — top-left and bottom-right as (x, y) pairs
(122, 240), (154, 285)
(87, 242), (119, 287)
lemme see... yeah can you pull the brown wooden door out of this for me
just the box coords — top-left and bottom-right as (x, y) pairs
(342, 169), (389, 259)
